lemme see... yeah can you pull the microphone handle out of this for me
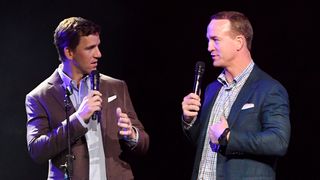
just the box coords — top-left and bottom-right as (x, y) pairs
(193, 61), (205, 95)
(92, 112), (98, 120)
(90, 70), (100, 121)
(193, 74), (202, 95)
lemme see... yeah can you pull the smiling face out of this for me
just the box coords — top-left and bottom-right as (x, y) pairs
(206, 19), (239, 69)
(65, 33), (101, 79)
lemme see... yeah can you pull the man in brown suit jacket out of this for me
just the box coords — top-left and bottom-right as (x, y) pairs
(25, 17), (149, 180)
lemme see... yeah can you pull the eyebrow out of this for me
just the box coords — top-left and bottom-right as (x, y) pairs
(85, 43), (99, 50)
(207, 35), (219, 40)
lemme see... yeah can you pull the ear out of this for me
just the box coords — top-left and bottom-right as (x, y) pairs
(64, 47), (74, 60)
(235, 35), (246, 51)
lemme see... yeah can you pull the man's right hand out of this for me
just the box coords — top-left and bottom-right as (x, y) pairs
(77, 90), (102, 123)
(181, 93), (201, 123)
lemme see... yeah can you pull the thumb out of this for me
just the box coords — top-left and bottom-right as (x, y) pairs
(220, 116), (228, 126)
(116, 107), (122, 117)
(220, 115), (227, 122)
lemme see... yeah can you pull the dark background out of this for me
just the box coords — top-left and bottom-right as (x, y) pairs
(0, 0), (317, 179)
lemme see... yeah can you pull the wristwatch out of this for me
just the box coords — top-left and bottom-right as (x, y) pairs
(218, 128), (230, 154)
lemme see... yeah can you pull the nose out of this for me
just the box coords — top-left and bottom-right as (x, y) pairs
(207, 40), (215, 52)
(95, 47), (102, 58)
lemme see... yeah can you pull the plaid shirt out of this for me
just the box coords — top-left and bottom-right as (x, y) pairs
(197, 61), (254, 180)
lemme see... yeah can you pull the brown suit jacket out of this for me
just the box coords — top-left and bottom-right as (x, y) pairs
(26, 69), (149, 180)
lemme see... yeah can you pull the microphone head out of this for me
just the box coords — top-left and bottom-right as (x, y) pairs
(195, 61), (205, 75)
(90, 70), (100, 90)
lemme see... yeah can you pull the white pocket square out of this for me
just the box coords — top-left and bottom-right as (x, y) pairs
(241, 103), (254, 110)
(107, 95), (117, 102)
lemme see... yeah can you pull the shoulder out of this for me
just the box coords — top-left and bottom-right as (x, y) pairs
(99, 73), (126, 85)
(250, 65), (288, 95)
(100, 73), (123, 83)
(206, 80), (222, 91)
(99, 73), (129, 91)
(26, 71), (60, 98)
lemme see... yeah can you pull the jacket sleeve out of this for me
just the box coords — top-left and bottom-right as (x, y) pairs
(25, 94), (87, 164)
(121, 81), (149, 154)
(225, 82), (291, 156)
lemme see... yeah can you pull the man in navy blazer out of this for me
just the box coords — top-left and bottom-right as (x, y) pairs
(181, 11), (290, 179)
(25, 17), (149, 180)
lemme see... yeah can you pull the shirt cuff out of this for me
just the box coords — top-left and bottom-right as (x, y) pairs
(182, 115), (197, 129)
(75, 112), (88, 128)
(124, 126), (139, 148)
(127, 126), (139, 143)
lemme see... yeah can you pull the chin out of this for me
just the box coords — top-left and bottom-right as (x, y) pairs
(212, 61), (221, 67)
(90, 67), (97, 72)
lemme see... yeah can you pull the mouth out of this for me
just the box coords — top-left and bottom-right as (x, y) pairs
(90, 62), (98, 70)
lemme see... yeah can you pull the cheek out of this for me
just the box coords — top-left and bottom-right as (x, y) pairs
(77, 52), (90, 61)
(73, 54), (89, 67)
(220, 43), (235, 56)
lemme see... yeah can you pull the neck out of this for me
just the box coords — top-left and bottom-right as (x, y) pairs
(61, 63), (83, 87)
(225, 52), (252, 81)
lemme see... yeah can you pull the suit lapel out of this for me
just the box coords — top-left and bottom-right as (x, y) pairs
(99, 78), (109, 127)
(227, 66), (260, 128)
(202, 81), (222, 125)
(197, 81), (222, 144)
(47, 69), (76, 114)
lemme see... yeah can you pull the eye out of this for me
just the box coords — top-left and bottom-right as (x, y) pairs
(213, 37), (219, 42)
(86, 46), (94, 50)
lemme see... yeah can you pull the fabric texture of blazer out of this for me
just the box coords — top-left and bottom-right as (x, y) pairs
(26, 69), (149, 180)
(184, 65), (291, 180)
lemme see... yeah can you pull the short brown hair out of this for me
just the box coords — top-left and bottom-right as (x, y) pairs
(211, 11), (253, 51)
(54, 17), (101, 61)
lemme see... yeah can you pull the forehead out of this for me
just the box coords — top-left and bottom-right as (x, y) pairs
(78, 34), (100, 45)
(206, 19), (231, 37)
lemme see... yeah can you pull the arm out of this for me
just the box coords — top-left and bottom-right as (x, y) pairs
(180, 93), (202, 144)
(25, 94), (87, 164)
(118, 81), (149, 154)
(226, 83), (291, 156)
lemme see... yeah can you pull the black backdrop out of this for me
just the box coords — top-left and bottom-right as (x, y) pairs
(0, 0), (317, 179)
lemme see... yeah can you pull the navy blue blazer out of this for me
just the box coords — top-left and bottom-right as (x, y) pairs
(185, 65), (291, 180)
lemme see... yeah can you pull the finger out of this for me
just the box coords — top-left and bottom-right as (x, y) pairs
(182, 98), (201, 108)
(208, 129), (218, 144)
(118, 121), (131, 129)
(117, 111), (129, 119)
(119, 129), (132, 136)
(183, 110), (198, 117)
(220, 116), (229, 127)
(89, 90), (102, 96)
(116, 107), (122, 117)
(118, 114), (131, 124)
(191, 99), (201, 106)
(189, 104), (200, 111)
(184, 93), (194, 99)
(183, 103), (200, 114)
(90, 96), (103, 106)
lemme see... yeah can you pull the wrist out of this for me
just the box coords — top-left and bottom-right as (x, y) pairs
(218, 128), (230, 155)
(218, 128), (230, 146)
(182, 115), (192, 123)
(182, 115), (195, 128)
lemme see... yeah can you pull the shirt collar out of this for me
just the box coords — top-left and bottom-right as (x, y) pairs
(217, 60), (254, 89)
(57, 64), (89, 93)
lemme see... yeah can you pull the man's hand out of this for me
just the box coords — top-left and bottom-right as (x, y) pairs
(181, 93), (201, 123)
(116, 107), (136, 139)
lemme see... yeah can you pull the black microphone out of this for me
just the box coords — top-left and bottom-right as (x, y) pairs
(193, 61), (205, 95)
(90, 70), (100, 120)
